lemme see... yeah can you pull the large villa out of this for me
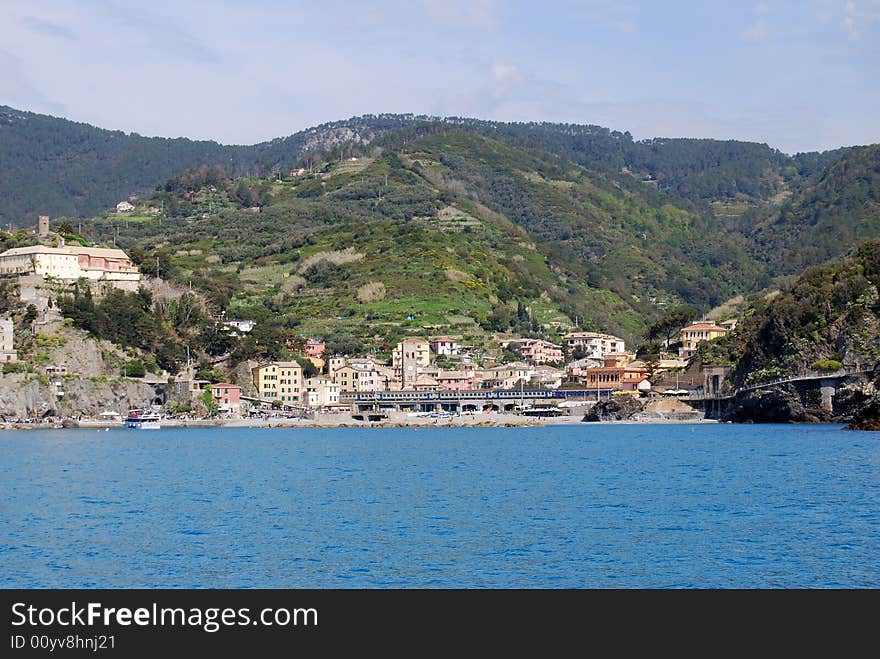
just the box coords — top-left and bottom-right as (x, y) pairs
(0, 244), (141, 283)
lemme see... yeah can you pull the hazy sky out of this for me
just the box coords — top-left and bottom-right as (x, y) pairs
(2, 0), (878, 153)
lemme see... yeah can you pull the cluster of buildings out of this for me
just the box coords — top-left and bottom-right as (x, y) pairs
(1, 217), (739, 415)
(226, 322), (735, 415)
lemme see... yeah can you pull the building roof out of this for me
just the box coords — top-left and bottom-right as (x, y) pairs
(563, 331), (624, 341)
(431, 337), (459, 343)
(0, 245), (132, 260)
(437, 370), (472, 379)
(682, 322), (728, 332)
(212, 382), (240, 389)
(253, 361), (302, 370)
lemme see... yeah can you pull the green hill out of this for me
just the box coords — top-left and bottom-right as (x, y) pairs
(2, 105), (851, 225)
(4, 106), (880, 360)
(56, 127), (791, 349)
(748, 145), (880, 274)
(698, 239), (880, 386)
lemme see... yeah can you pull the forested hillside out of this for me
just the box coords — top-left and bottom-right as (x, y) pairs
(698, 239), (880, 386)
(0, 106), (409, 223)
(747, 145), (880, 274)
(3, 105), (879, 355)
(2, 105), (853, 225)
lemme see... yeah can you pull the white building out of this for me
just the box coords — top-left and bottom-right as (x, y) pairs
(305, 377), (341, 408)
(563, 332), (626, 359)
(116, 201), (135, 214)
(0, 318), (16, 363)
(430, 337), (461, 356)
(221, 319), (256, 335)
(0, 246), (141, 283)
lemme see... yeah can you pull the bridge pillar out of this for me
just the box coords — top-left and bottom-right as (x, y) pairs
(820, 379), (836, 414)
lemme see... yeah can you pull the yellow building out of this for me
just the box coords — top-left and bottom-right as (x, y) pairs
(679, 322), (729, 358)
(392, 338), (431, 389)
(251, 361), (303, 404)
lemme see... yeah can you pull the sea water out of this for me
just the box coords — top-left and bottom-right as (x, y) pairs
(1, 424), (877, 588)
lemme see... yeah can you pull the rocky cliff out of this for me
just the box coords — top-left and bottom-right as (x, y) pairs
(0, 374), (160, 418)
(846, 367), (880, 430)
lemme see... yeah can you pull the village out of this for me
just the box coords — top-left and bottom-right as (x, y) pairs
(0, 216), (737, 425)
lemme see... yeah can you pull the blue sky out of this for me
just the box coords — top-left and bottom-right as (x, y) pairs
(1, 0), (878, 153)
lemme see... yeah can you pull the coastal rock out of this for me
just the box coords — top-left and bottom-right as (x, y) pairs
(582, 396), (645, 422)
(846, 398), (880, 430)
(725, 385), (818, 423)
(0, 373), (159, 418)
(845, 366), (880, 430)
(833, 381), (874, 421)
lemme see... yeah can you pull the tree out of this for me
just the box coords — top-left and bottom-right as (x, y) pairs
(637, 340), (663, 384)
(296, 357), (319, 378)
(24, 304), (38, 328)
(122, 359), (146, 377)
(201, 387), (218, 416)
(645, 306), (699, 346)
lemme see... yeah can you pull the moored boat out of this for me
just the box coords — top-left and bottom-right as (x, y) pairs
(125, 409), (161, 429)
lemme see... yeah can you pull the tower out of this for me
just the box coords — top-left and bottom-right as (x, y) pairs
(37, 215), (49, 239)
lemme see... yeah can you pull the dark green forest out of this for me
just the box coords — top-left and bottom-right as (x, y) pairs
(1, 105), (853, 224)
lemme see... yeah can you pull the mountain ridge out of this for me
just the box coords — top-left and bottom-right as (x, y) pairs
(1, 104), (865, 225)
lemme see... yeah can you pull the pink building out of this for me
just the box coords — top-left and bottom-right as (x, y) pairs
(436, 370), (477, 391)
(211, 383), (241, 412)
(305, 338), (326, 359)
(511, 339), (563, 364)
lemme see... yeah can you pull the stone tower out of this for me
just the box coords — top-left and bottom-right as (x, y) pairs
(37, 215), (49, 239)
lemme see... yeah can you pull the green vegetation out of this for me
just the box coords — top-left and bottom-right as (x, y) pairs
(122, 359), (146, 377)
(812, 358), (843, 372)
(698, 240), (880, 385)
(4, 105), (879, 364)
(201, 387), (218, 416)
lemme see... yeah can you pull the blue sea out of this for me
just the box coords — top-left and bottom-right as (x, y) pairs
(1, 424), (878, 588)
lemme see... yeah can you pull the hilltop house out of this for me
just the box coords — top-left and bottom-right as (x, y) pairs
(0, 245), (141, 286)
(430, 337), (461, 356)
(678, 322), (729, 359)
(116, 201), (135, 214)
(563, 332), (626, 359)
(304, 338), (326, 371)
(221, 319), (256, 335)
(507, 338), (563, 364)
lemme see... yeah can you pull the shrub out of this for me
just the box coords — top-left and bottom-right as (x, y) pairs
(2, 361), (26, 374)
(123, 359), (146, 377)
(812, 358), (842, 372)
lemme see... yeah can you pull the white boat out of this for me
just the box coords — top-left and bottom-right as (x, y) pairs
(125, 409), (161, 429)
